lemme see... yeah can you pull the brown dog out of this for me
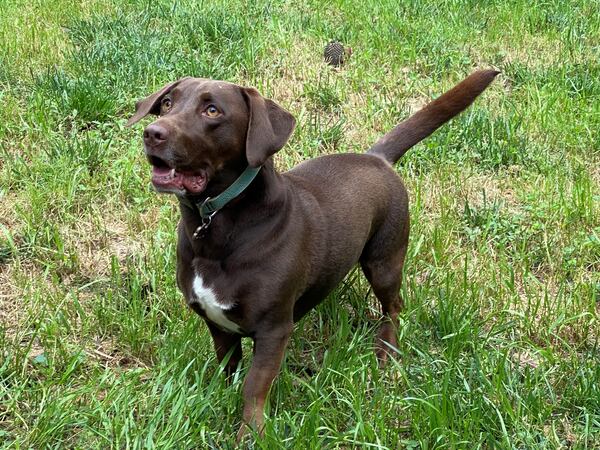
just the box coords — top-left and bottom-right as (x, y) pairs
(127, 70), (498, 439)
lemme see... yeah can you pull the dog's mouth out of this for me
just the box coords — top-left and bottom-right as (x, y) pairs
(148, 155), (208, 194)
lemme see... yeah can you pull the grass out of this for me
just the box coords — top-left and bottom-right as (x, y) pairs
(0, 0), (598, 448)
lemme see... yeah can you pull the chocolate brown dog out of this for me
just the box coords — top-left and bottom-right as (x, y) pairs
(127, 70), (498, 439)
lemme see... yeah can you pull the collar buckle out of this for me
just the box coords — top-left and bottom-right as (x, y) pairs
(193, 209), (218, 240)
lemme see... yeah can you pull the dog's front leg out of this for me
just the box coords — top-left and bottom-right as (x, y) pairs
(236, 323), (292, 442)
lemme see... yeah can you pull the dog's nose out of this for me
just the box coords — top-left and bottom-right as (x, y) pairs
(143, 124), (168, 146)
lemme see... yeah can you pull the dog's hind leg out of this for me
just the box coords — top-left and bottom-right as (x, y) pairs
(360, 213), (409, 364)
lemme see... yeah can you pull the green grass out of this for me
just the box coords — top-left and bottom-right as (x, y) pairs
(1, 0), (598, 448)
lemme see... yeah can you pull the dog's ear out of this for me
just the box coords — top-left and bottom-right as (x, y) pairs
(242, 87), (296, 167)
(126, 78), (188, 127)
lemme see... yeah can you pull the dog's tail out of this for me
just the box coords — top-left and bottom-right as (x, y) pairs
(367, 70), (499, 164)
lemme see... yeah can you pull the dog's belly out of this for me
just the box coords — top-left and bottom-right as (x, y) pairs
(293, 285), (336, 321)
(293, 259), (363, 321)
(189, 273), (243, 334)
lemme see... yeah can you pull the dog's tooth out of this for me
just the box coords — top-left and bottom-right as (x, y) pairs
(170, 169), (176, 178)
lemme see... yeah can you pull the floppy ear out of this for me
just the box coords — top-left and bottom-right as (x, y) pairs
(242, 87), (296, 167)
(126, 78), (188, 127)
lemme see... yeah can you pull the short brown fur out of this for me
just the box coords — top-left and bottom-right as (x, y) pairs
(127, 70), (499, 441)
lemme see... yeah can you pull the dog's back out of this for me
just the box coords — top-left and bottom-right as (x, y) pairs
(287, 69), (500, 217)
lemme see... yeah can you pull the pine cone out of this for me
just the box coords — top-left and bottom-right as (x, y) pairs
(324, 40), (351, 67)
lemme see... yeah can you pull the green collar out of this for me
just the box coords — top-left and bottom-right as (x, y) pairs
(179, 166), (262, 239)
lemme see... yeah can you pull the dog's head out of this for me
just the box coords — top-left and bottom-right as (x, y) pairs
(127, 78), (295, 196)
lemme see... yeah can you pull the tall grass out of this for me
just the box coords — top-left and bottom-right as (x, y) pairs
(0, 0), (598, 448)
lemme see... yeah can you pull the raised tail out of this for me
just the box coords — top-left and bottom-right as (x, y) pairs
(367, 70), (500, 164)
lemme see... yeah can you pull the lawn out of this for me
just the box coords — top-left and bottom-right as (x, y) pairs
(0, 0), (598, 448)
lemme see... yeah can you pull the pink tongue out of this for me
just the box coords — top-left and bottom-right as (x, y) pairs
(151, 167), (206, 193)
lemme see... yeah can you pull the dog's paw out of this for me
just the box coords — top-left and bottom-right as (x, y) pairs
(375, 322), (399, 366)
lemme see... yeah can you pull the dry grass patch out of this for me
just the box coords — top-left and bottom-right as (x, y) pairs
(0, 265), (26, 342)
(66, 214), (143, 281)
(0, 262), (48, 342)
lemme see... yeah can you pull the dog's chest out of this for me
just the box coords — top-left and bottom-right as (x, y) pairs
(189, 274), (242, 334)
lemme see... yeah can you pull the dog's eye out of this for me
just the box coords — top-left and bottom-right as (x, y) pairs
(205, 105), (220, 117)
(161, 98), (172, 114)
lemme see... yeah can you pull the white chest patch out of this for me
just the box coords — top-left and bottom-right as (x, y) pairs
(191, 274), (242, 334)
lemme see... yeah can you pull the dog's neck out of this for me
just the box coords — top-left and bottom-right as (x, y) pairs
(177, 160), (288, 257)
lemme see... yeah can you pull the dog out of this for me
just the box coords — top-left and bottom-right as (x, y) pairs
(127, 69), (498, 439)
